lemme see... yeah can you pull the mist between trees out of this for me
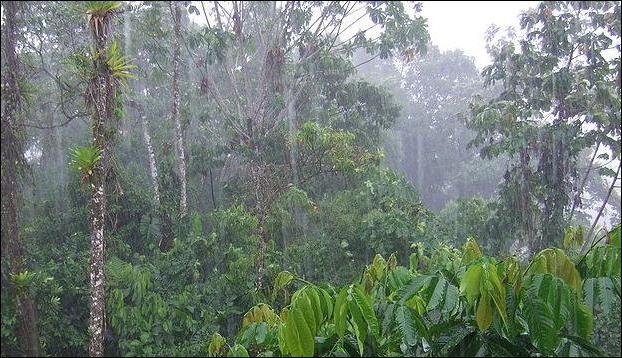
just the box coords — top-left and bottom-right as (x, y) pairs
(1, 1), (620, 357)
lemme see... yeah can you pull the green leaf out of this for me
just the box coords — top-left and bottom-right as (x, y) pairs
(227, 344), (249, 357)
(397, 275), (432, 304)
(348, 290), (368, 356)
(558, 334), (604, 357)
(208, 333), (226, 356)
(272, 271), (294, 302)
(573, 302), (593, 339)
(460, 264), (483, 305)
(583, 277), (616, 315)
(69, 145), (102, 177)
(351, 286), (379, 338)
(286, 303), (314, 357)
(426, 277), (446, 311)
(441, 284), (459, 315)
(608, 224), (621, 249)
(475, 294), (493, 331)
(526, 248), (582, 296)
(395, 305), (417, 347)
(584, 245), (621, 278)
(334, 288), (348, 338)
(523, 297), (559, 355)
(462, 237), (483, 264)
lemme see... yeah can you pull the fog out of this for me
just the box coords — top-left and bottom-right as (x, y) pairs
(1, 1), (620, 357)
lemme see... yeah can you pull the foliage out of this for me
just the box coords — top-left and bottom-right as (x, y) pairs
(69, 145), (102, 180)
(466, 1), (622, 251)
(2, 1), (620, 357)
(207, 225), (620, 357)
(106, 40), (138, 82)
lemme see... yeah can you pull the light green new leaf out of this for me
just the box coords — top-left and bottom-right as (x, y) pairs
(272, 271), (294, 302)
(334, 288), (348, 338)
(475, 294), (493, 331)
(207, 333), (226, 357)
(460, 264), (483, 305)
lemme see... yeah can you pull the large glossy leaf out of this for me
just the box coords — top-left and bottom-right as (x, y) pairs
(334, 287), (348, 338)
(526, 248), (582, 296)
(475, 294), (493, 331)
(388, 266), (414, 292)
(351, 286), (379, 338)
(584, 245), (621, 278)
(524, 274), (574, 330)
(397, 275), (432, 303)
(573, 302), (593, 339)
(426, 277), (446, 311)
(285, 303), (314, 357)
(348, 290), (368, 356)
(460, 264), (483, 305)
(481, 264), (507, 325)
(442, 283), (459, 315)
(583, 277), (617, 314)
(607, 224), (620, 249)
(523, 297), (559, 355)
(557, 334), (605, 357)
(395, 305), (417, 347)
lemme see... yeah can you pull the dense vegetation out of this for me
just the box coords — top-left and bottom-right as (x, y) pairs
(1, 1), (620, 357)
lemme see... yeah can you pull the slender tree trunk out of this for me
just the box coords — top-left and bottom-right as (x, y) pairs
(251, 162), (268, 290)
(1, 2), (41, 356)
(140, 114), (176, 253)
(170, 1), (188, 218)
(209, 168), (217, 209)
(86, 8), (118, 356)
(286, 85), (299, 185)
(586, 161), (621, 242)
(142, 115), (161, 205)
(568, 141), (601, 223)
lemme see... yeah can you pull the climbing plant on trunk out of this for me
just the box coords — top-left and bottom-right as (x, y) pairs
(1, 2), (41, 356)
(78, 1), (134, 356)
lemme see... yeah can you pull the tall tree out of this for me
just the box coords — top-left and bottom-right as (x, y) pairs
(467, 1), (621, 252)
(170, 1), (188, 224)
(81, 2), (127, 355)
(1, 2), (41, 356)
(198, 0), (430, 289)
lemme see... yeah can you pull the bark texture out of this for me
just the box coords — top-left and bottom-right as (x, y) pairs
(170, 1), (188, 220)
(86, 8), (117, 357)
(1, 2), (41, 356)
(141, 114), (161, 204)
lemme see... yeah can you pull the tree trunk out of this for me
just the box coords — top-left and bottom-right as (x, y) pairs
(142, 114), (161, 205)
(139, 111), (175, 252)
(170, 1), (188, 219)
(586, 161), (621, 242)
(251, 162), (268, 290)
(568, 141), (601, 223)
(1, 2), (41, 356)
(86, 8), (118, 356)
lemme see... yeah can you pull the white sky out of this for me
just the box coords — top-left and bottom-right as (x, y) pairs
(186, 1), (539, 69)
(420, 1), (539, 68)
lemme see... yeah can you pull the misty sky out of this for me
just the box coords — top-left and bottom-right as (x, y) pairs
(421, 1), (539, 68)
(185, 2), (539, 69)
